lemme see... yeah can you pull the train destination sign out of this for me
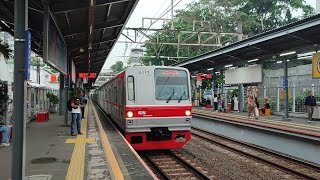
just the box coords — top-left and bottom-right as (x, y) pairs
(79, 73), (97, 79)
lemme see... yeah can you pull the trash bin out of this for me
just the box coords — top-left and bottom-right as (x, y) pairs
(228, 103), (232, 112)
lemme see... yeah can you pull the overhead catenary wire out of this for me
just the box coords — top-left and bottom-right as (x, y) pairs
(123, 0), (197, 64)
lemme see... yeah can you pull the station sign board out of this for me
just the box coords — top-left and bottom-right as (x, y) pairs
(312, 53), (320, 79)
(24, 31), (31, 80)
(43, 9), (68, 75)
(79, 73), (97, 79)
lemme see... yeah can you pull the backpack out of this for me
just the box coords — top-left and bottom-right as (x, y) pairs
(67, 98), (73, 111)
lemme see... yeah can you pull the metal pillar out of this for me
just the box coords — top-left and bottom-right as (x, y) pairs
(312, 83), (315, 96)
(277, 85), (280, 112)
(263, 86), (267, 98)
(59, 73), (65, 115)
(239, 84), (244, 112)
(292, 84), (296, 113)
(65, 55), (71, 125)
(12, 0), (27, 179)
(284, 60), (289, 119)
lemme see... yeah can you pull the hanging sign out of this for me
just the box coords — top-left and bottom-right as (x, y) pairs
(79, 73), (97, 79)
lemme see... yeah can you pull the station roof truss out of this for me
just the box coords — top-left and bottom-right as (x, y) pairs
(175, 14), (320, 72)
(0, 0), (138, 84)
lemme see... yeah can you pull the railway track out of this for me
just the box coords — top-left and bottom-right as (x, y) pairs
(192, 127), (320, 180)
(140, 151), (214, 180)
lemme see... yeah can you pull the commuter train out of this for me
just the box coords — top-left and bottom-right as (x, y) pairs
(93, 66), (192, 150)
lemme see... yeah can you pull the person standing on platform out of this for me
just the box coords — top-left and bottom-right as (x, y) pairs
(70, 91), (84, 136)
(81, 90), (87, 119)
(213, 94), (218, 111)
(0, 122), (11, 147)
(247, 94), (257, 119)
(305, 91), (317, 123)
(233, 94), (239, 113)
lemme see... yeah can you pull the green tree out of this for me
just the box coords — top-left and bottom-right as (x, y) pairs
(110, 61), (125, 73)
(0, 40), (12, 59)
(142, 0), (314, 66)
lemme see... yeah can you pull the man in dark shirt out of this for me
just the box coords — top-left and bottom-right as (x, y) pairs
(305, 91), (317, 123)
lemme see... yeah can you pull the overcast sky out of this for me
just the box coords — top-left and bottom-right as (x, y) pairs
(101, 0), (317, 70)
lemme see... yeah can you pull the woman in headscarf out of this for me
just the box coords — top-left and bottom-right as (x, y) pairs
(247, 94), (257, 119)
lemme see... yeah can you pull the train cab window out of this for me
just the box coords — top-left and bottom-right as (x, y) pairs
(155, 69), (189, 101)
(127, 76), (135, 101)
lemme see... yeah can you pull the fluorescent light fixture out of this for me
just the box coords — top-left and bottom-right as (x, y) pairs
(287, 60), (290, 62)
(225, 64), (233, 68)
(297, 56), (312, 60)
(207, 68), (213, 71)
(248, 59), (258, 63)
(276, 61), (282, 64)
(280, 51), (296, 57)
(89, 25), (93, 35)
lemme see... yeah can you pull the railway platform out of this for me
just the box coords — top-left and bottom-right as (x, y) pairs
(0, 101), (156, 180)
(192, 107), (320, 137)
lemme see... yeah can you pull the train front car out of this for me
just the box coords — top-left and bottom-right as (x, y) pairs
(124, 66), (192, 150)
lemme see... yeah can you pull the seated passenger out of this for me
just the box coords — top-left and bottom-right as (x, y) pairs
(0, 122), (11, 147)
(205, 99), (212, 109)
(262, 98), (271, 115)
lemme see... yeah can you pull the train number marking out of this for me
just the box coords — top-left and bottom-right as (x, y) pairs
(138, 71), (150, 75)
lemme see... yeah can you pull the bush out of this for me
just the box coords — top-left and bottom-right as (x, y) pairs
(46, 92), (59, 105)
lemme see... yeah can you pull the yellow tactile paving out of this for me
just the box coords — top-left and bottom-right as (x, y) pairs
(193, 109), (320, 132)
(91, 100), (124, 180)
(66, 105), (96, 180)
(66, 137), (96, 144)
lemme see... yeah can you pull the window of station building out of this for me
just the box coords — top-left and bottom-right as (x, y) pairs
(127, 76), (135, 101)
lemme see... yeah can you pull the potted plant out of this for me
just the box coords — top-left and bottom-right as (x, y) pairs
(47, 92), (59, 113)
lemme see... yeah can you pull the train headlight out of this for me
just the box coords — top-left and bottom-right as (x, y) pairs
(127, 111), (133, 118)
(185, 110), (191, 116)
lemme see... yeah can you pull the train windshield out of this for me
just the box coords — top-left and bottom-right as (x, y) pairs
(154, 69), (189, 102)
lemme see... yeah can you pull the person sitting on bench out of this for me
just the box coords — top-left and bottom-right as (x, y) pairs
(261, 98), (270, 115)
(0, 121), (11, 147)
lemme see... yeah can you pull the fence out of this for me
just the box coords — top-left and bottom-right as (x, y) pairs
(252, 85), (317, 114)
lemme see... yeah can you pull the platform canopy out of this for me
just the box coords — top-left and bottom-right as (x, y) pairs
(175, 14), (320, 72)
(0, 0), (138, 84)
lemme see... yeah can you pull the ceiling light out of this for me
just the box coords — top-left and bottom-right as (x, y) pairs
(276, 61), (282, 64)
(280, 51), (296, 57)
(297, 56), (312, 60)
(79, 48), (84, 52)
(89, 25), (93, 35)
(207, 68), (213, 71)
(225, 64), (233, 68)
(287, 60), (290, 62)
(248, 59), (258, 63)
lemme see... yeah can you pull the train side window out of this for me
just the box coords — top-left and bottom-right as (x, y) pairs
(127, 76), (135, 101)
(114, 87), (117, 102)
